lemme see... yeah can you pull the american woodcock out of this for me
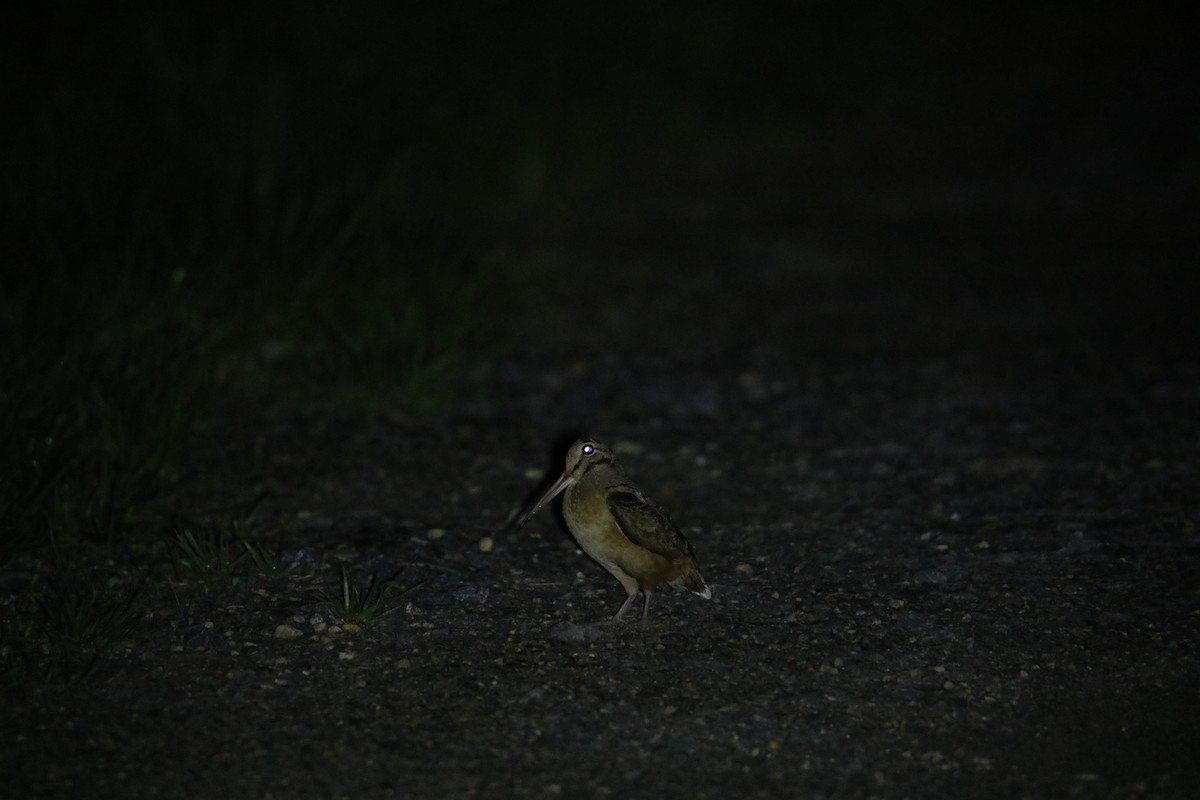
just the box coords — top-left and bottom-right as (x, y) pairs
(516, 438), (711, 622)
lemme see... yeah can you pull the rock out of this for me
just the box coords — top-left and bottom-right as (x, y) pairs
(454, 585), (491, 604)
(913, 569), (949, 586)
(273, 624), (304, 640)
(548, 621), (606, 642)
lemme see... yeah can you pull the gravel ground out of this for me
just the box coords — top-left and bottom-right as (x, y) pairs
(6, 190), (1198, 799)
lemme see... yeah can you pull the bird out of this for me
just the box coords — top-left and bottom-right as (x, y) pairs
(515, 438), (711, 623)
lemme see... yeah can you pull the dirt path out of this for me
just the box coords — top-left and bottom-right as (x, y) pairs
(7, 197), (1198, 798)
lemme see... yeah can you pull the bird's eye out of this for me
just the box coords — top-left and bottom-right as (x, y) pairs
(582, 444), (595, 456)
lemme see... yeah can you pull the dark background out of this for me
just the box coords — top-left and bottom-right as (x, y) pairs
(4, 3), (1195, 369)
(6, 4), (1194, 253)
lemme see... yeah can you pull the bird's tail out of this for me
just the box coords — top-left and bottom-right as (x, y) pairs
(674, 560), (712, 599)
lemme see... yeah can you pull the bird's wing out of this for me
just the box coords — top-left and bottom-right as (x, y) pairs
(607, 486), (695, 560)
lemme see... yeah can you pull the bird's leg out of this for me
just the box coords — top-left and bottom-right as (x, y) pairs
(605, 589), (639, 624)
(638, 589), (653, 623)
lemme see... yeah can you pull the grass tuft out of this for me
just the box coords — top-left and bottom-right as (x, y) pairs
(172, 527), (247, 586)
(0, 581), (145, 683)
(241, 539), (293, 581)
(171, 521), (293, 586)
(36, 584), (142, 657)
(325, 568), (422, 626)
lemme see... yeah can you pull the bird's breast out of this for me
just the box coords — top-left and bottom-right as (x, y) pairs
(562, 483), (623, 558)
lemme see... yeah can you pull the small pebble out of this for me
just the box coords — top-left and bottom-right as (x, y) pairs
(548, 621), (606, 642)
(479, 536), (494, 553)
(738, 371), (768, 400)
(913, 569), (948, 586)
(454, 585), (491, 604)
(273, 624), (304, 640)
(280, 548), (322, 570)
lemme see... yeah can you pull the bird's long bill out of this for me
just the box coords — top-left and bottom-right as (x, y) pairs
(515, 472), (575, 529)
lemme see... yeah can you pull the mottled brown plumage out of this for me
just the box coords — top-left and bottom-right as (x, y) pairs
(516, 438), (711, 622)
